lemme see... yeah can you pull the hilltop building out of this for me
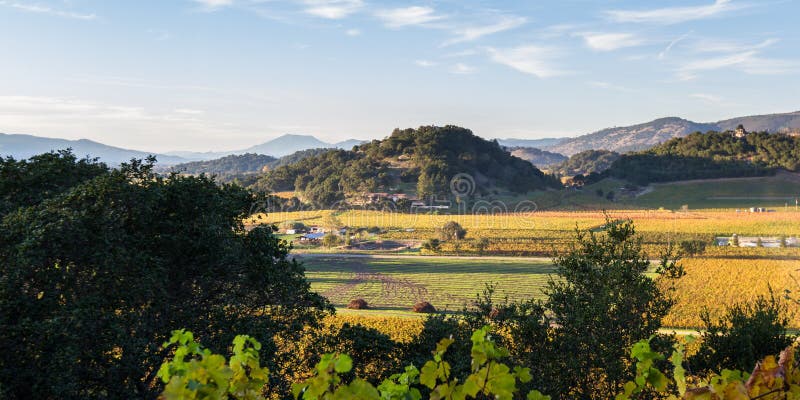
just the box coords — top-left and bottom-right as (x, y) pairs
(733, 124), (748, 138)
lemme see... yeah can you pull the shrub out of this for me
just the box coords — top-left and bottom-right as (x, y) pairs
(475, 237), (490, 254)
(691, 290), (794, 374)
(412, 302), (437, 313)
(439, 221), (466, 241)
(679, 239), (707, 257)
(421, 238), (441, 253)
(347, 299), (369, 310)
(322, 233), (342, 248)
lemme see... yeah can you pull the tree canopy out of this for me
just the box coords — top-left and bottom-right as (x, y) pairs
(0, 153), (330, 399)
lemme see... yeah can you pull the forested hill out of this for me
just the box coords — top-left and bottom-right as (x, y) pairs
(605, 131), (800, 184)
(172, 153), (276, 176)
(170, 148), (334, 183)
(255, 125), (560, 206)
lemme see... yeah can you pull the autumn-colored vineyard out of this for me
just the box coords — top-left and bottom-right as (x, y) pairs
(661, 258), (800, 328)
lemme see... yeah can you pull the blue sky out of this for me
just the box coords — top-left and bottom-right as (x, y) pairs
(1, 0), (798, 152)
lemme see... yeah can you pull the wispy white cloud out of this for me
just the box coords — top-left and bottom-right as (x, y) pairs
(345, 28), (361, 36)
(538, 24), (580, 39)
(658, 32), (691, 59)
(606, 0), (747, 25)
(441, 15), (526, 46)
(0, 0), (96, 19)
(442, 49), (479, 58)
(303, 0), (363, 19)
(415, 60), (437, 67)
(449, 63), (475, 74)
(192, 0), (234, 11)
(688, 37), (778, 53)
(486, 45), (566, 78)
(579, 32), (644, 51)
(675, 37), (797, 80)
(374, 6), (444, 28)
(0, 95), (242, 152)
(588, 81), (633, 92)
(689, 93), (723, 103)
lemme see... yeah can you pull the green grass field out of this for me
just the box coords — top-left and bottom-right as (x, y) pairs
(302, 256), (556, 313)
(625, 173), (800, 210)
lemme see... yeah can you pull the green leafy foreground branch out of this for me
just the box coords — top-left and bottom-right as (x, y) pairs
(158, 327), (800, 400)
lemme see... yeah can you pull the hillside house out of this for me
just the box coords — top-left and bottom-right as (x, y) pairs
(733, 124), (748, 138)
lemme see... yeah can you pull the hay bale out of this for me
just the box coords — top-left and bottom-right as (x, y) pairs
(347, 298), (369, 310)
(412, 301), (436, 313)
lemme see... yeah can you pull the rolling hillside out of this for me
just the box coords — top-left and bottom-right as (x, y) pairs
(507, 147), (567, 168)
(547, 111), (800, 156)
(549, 117), (717, 156)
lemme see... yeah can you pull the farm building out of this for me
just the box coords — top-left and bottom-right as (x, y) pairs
(300, 232), (325, 242)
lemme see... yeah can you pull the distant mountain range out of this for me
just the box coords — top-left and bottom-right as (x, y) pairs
(166, 134), (366, 161)
(0, 133), (366, 165)
(545, 111), (800, 156)
(0, 133), (188, 165)
(3, 110), (799, 165)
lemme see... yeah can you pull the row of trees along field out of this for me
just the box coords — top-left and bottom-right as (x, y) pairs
(1, 150), (796, 399)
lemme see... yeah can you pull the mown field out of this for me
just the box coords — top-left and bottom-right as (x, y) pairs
(302, 255), (800, 330)
(302, 256), (555, 313)
(630, 173), (800, 209)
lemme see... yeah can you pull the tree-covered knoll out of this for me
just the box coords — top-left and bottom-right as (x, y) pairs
(170, 149), (335, 185)
(255, 125), (560, 204)
(253, 149), (391, 206)
(606, 131), (800, 185)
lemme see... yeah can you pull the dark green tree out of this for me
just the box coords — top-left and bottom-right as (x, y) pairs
(543, 218), (683, 399)
(0, 157), (330, 399)
(0, 149), (108, 216)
